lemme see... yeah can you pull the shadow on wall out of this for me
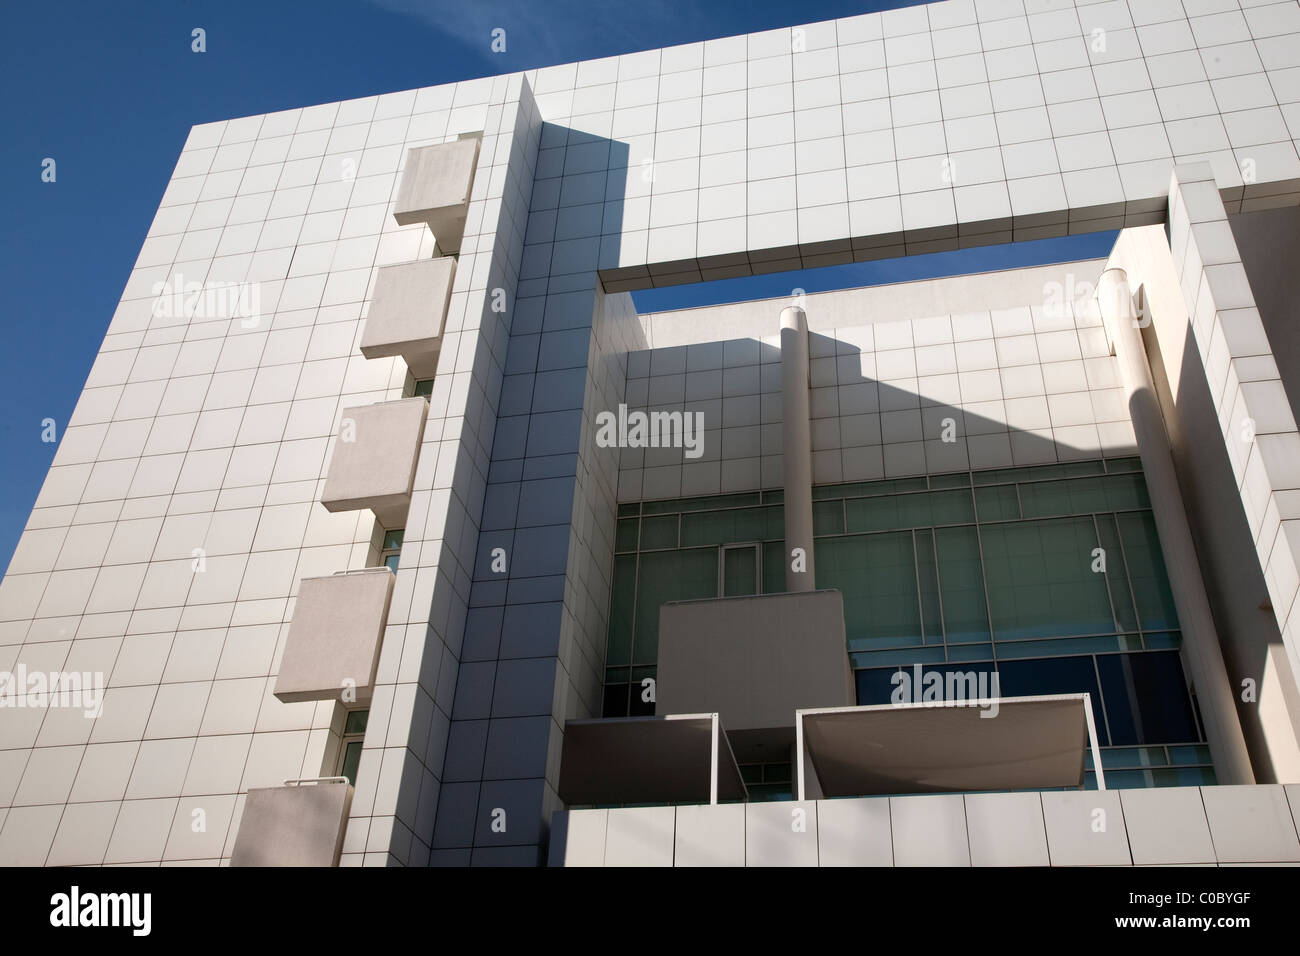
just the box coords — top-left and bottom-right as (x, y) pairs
(427, 124), (636, 866)
(616, 313), (1132, 505)
(1140, 312), (1300, 786)
(611, 306), (1300, 784)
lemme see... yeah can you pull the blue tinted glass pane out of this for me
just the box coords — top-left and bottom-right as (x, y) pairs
(341, 741), (363, 785)
(902, 664), (999, 706)
(915, 529), (943, 644)
(639, 514), (679, 549)
(1144, 631), (1181, 649)
(1105, 769), (1157, 788)
(994, 635), (1122, 657)
(615, 518), (639, 552)
(1095, 514), (1139, 632)
(643, 493), (760, 515)
(844, 495), (900, 533)
(633, 548), (717, 664)
(981, 516), (1114, 640)
(1104, 456), (1142, 473)
(855, 667), (900, 705)
(1094, 746), (1168, 769)
(825, 477), (926, 499)
(816, 532), (920, 650)
(925, 489), (976, 525)
(1160, 767), (1215, 786)
(1097, 651), (1199, 745)
(1117, 512), (1180, 631)
(934, 525), (990, 643)
(974, 484), (1019, 521)
(606, 554), (637, 667)
(851, 646), (948, 668)
(844, 489), (973, 533)
(995, 656), (1106, 744)
(1059, 460), (1107, 477)
(723, 546), (758, 596)
(680, 506), (779, 546)
(813, 499), (844, 535)
(974, 466), (1030, 485)
(1018, 476), (1109, 518)
(343, 710), (369, 735)
(1169, 744), (1213, 765)
(384, 554), (400, 572)
(1104, 472), (1150, 510)
(929, 472), (971, 489)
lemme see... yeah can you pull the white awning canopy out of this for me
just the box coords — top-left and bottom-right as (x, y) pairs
(797, 693), (1104, 799)
(558, 713), (747, 806)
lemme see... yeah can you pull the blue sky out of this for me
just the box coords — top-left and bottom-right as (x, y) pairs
(0, 0), (1111, 573)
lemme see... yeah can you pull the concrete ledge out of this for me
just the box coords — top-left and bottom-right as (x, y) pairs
(393, 139), (480, 253)
(320, 398), (428, 527)
(231, 780), (353, 867)
(657, 590), (853, 753)
(273, 568), (395, 703)
(360, 258), (455, 377)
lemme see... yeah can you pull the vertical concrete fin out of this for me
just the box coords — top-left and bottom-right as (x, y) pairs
(1097, 267), (1255, 785)
(781, 306), (814, 592)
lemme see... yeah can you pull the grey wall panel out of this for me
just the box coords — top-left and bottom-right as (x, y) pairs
(603, 805), (674, 867)
(1119, 786), (1217, 866)
(675, 803), (745, 867)
(890, 793), (969, 867)
(964, 791), (1049, 867)
(1202, 783), (1300, 863)
(746, 799), (819, 867)
(816, 796), (892, 867)
(1041, 790), (1131, 866)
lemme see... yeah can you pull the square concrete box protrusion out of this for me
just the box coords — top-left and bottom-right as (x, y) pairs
(656, 590), (853, 753)
(393, 138), (480, 253)
(230, 780), (353, 867)
(320, 397), (428, 527)
(360, 257), (456, 378)
(273, 568), (395, 704)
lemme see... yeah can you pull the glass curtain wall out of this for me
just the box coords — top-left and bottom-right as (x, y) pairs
(603, 457), (1213, 788)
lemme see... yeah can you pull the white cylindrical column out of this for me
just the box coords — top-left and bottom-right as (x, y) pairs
(1096, 267), (1255, 785)
(781, 306), (815, 592)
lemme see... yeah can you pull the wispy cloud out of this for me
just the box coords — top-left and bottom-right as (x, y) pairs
(366, 0), (725, 69)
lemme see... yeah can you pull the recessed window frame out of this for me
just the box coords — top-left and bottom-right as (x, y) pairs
(336, 708), (369, 786)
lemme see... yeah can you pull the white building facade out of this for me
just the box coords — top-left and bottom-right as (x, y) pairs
(3, 0), (1300, 866)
